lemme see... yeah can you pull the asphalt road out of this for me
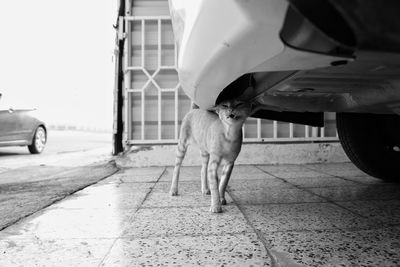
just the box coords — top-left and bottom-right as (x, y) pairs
(0, 130), (113, 171)
(0, 130), (118, 230)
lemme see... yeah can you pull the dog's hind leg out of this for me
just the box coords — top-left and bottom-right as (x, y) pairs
(170, 124), (189, 196)
(200, 150), (210, 195)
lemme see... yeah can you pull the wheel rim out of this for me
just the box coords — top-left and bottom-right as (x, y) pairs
(35, 128), (46, 152)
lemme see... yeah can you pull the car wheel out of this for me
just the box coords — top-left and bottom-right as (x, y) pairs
(28, 126), (47, 154)
(336, 113), (400, 181)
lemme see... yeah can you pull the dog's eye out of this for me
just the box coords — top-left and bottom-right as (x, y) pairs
(222, 104), (228, 108)
(236, 102), (244, 107)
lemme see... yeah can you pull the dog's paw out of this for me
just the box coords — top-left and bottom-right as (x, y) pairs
(202, 188), (211, 195)
(210, 205), (222, 213)
(169, 189), (178, 196)
(221, 199), (227, 205)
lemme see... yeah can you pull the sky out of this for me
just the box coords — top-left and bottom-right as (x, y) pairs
(0, 0), (118, 130)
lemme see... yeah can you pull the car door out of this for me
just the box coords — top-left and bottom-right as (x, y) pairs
(0, 108), (17, 142)
(13, 109), (36, 142)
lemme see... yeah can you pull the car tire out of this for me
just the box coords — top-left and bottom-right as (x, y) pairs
(336, 113), (400, 181)
(28, 126), (47, 154)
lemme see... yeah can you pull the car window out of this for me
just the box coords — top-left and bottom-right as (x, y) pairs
(0, 94), (13, 111)
(0, 94), (29, 110)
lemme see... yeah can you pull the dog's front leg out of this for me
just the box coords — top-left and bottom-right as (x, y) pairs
(208, 155), (222, 213)
(219, 162), (234, 205)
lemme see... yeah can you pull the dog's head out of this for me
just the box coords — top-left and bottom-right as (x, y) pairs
(215, 99), (252, 125)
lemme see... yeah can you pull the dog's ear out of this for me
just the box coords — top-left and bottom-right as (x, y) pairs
(208, 105), (219, 114)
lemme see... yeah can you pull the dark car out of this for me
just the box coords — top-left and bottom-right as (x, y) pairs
(170, 0), (400, 181)
(0, 93), (47, 154)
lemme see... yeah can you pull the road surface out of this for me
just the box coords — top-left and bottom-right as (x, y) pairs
(0, 130), (113, 171)
(0, 130), (118, 230)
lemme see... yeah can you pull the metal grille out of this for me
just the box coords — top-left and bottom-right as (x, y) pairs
(123, 15), (338, 145)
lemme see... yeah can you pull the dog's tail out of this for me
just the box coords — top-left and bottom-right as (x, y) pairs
(191, 102), (199, 109)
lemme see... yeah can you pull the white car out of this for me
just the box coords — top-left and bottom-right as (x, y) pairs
(169, 0), (400, 180)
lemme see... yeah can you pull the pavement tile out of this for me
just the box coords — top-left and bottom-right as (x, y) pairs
(159, 166), (201, 182)
(336, 200), (400, 225)
(153, 178), (290, 194)
(228, 177), (292, 189)
(284, 176), (360, 188)
(158, 165), (275, 183)
(229, 187), (326, 205)
(308, 184), (400, 202)
(151, 181), (202, 194)
(258, 164), (311, 173)
(272, 171), (333, 179)
(231, 165), (276, 180)
(241, 203), (374, 232)
(100, 167), (165, 183)
(142, 192), (218, 208)
(90, 180), (156, 191)
(119, 166), (166, 176)
(102, 233), (271, 266)
(2, 162), (399, 266)
(342, 175), (389, 184)
(50, 183), (149, 210)
(257, 165), (332, 179)
(1, 207), (131, 239)
(306, 162), (367, 177)
(264, 227), (400, 267)
(0, 238), (114, 267)
(121, 206), (252, 238)
(142, 186), (234, 208)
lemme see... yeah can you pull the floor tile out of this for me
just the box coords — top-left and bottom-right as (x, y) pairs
(2, 163), (399, 267)
(121, 206), (252, 238)
(342, 175), (389, 184)
(258, 164), (311, 173)
(1, 207), (132, 239)
(231, 165), (276, 180)
(100, 167), (165, 183)
(51, 183), (150, 210)
(242, 203), (374, 232)
(0, 238), (114, 267)
(228, 177), (292, 190)
(264, 227), (400, 267)
(159, 166), (201, 182)
(142, 190), (233, 208)
(258, 165), (332, 179)
(152, 181), (202, 194)
(158, 165), (276, 183)
(274, 171), (333, 179)
(284, 176), (360, 188)
(336, 200), (400, 225)
(306, 163), (367, 177)
(229, 187), (326, 205)
(102, 233), (270, 266)
(308, 184), (400, 202)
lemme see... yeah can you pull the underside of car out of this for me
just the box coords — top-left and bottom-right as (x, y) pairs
(218, 0), (400, 126)
(213, 0), (400, 180)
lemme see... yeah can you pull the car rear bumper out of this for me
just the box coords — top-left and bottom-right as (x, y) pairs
(170, 0), (351, 109)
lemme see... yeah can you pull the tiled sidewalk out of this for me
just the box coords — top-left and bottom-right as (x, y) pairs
(1, 163), (400, 266)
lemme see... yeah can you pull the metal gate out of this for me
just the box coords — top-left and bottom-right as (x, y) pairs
(122, 13), (338, 145)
